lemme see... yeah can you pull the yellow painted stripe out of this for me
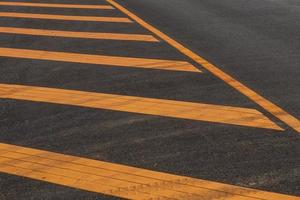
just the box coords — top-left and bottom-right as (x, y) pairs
(0, 84), (281, 130)
(106, 0), (300, 133)
(0, 143), (297, 200)
(0, 47), (199, 72)
(0, 12), (132, 23)
(0, 2), (114, 9)
(0, 27), (159, 42)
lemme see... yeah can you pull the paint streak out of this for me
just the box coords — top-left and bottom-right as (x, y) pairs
(0, 84), (281, 130)
(0, 12), (132, 23)
(0, 143), (297, 200)
(0, 47), (199, 72)
(0, 2), (114, 9)
(0, 27), (159, 42)
(106, 0), (300, 133)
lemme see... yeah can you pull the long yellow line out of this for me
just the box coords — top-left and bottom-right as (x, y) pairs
(0, 12), (132, 23)
(106, 0), (300, 133)
(0, 47), (199, 72)
(0, 143), (297, 200)
(0, 27), (159, 42)
(0, 84), (281, 130)
(0, 2), (114, 9)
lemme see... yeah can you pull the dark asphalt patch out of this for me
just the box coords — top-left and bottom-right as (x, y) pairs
(117, 0), (300, 118)
(0, 57), (254, 107)
(0, 34), (183, 60)
(0, 18), (148, 34)
(0, 173), (117, 200)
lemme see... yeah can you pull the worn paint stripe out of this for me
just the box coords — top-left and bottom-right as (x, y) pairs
(0, 2), (114, 9)
(0, 47), (199, 72)
(0, 27), (159, 42)
(0, 84), (281, 130)
(0, 12), (132, 23)
(0, 143), (297, 200)
(106, 0), (300, 133)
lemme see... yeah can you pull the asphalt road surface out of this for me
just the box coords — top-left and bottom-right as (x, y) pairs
(0, 0), (299, 199)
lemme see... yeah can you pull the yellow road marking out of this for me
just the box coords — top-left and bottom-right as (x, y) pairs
(0, 12), (132, 23)
(0, 143), (297, 200)
(0, 2), (114, 9)
(0, 47), (199, 72)
(106, 0), (300, 133)
(0, 27), (159, 42)
(0, 84), (281, 130)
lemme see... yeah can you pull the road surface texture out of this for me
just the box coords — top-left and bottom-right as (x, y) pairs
(0, 0), (299, 199)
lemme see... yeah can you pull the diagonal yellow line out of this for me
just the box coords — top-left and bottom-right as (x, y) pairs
(0, 12), (132, 23)
(0, 26), (159, 42)
(0, 47), (200, 72)
(0, 84), (282, 130)
(106, 0), (300, 133)
(0, 143), (297, 200)
(0, 2), (114, 9)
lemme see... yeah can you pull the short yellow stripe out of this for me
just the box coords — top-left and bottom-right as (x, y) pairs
(0, 2), (114, 9)
(0, 47), (199, 72)
(0, 84), (281, 130)
(0, 12), (132, 23)
(106, 0), (300, 133)
(0, 143), (297, 199)
(0, 27), (159, 42)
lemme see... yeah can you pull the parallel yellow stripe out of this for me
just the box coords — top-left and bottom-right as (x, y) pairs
(0, 47), (199, 72)
(0, 2), (114, 9)
(0, 12), (132, 23)
(0, 84), (281, 130)
(106, 0), (300, 133)
(0, 143), (297, 200)
(0, 27), (159, 42)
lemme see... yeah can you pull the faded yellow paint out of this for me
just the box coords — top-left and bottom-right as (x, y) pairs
(0, 27), (159, 42)
(0, 84), (281, 130)
(0, 12), (132, 23)
(0, 143), (297, 200)
(106, 0), (300, 133)
(0, 47), (200, 72)
(0, 2), (114, 9)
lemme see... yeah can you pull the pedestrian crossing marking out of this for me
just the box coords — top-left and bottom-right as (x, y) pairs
(0, 0), (296, 198)
(0, 47), (200, 72)
(0, 143), (297, 200)
(0, 2), (114, 10)
(0, 27), (159, 42)
(0, 84), (282, 130)
(0, 12), (133, 23)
